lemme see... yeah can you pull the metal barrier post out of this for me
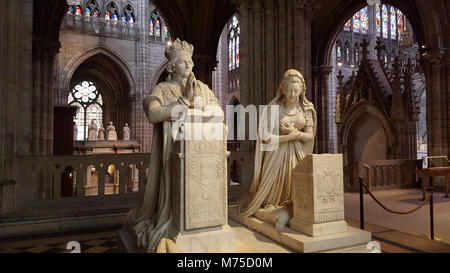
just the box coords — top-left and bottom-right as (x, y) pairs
(429, 177), (434, 240)
(359, 178), (364, 230)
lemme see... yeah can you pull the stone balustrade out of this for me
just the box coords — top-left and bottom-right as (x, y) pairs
(8, 153), (150, 214)
(1, 151), (254, 215)
(61, 14), (140, 40)
(344, 159), (422, 192)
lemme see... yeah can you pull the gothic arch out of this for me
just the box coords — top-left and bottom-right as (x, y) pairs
(67, 50), (133, 138)
(61, 46), (136, 94)
(149, 60), (169, 91)
(339, 101), (395, 162)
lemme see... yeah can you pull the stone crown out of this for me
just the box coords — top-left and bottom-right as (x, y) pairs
(165, 38), (194, 60)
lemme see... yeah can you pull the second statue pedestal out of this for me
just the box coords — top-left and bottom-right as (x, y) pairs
(289, 154), (348, 237)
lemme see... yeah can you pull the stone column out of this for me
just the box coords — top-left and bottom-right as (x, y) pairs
(367, 4), (377, 60)
(240, 0), (313, 107)
(0, 0), (33, 180)
(32, 36), (61, 155)
(193, 54), (217, 89)
(238, 0), (313, 153)
(421, 50), (450, 162)
(312, 66), (333, 154)
(131, 0), (152, 152)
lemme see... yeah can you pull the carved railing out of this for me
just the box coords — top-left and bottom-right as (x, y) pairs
(2, 151), (255, 217)
(344, 159), (422, 192)
(6, 154), (150, 218)
(61, 14), (139, 40)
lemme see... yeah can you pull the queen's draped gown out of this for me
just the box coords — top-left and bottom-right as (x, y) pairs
(239, 102), (316, 217)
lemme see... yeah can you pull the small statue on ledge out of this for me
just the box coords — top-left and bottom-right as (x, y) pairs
(106, 121), (117, 140)
(87, 120), (98, 141)
(123, 123), (131, 140)
(98, 126), (105, 141)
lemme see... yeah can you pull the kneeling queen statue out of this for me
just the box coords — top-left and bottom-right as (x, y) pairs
(238, 69), (317, 230)
(124, 39), (220, 252)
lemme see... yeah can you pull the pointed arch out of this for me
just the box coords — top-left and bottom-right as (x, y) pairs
(149, 60), (169, 91)
(61, 46), (136, 94)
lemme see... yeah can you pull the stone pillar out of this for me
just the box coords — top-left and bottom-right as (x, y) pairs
(32, 37), (61, 156)
(312, 66), (333, 153)
(421, 51), (450, 162)
(239, 0), (313, 107)
(367, 4), (377, 60)
(0, 0), (33, 180)
(193, 54), (218, 89)
(132, 0), (151, 152)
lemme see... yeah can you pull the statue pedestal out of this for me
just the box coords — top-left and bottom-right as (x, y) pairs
(289, 154), (347, 237)
(169, 111), (234, 252)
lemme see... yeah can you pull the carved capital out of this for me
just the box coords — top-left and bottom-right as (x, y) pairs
(319, 65), (333, 76)
(293, 0), (318, 12)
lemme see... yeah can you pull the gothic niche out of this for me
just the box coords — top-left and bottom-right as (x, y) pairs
(335, 39), (420, 167)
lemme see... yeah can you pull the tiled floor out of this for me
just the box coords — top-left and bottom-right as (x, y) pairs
(0, 228), (120, 253)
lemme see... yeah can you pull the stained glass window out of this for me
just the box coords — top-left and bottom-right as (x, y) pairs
(93, 9), (99, 18)
(344, 19), (351, 31)
(68, 81), (103, 141)
(228, 15), (240, 71)
(236, 36), (240, 67)
(156, 20), (161, 37)
(229, 42), (232, 70)
(122, 13), (127, 22)
(376, 4), (381, 36)
(353, 11), (360, 33)
(382, 5), (388, 38)
(149, 18), (154, 36)
(390, 6), (396, 39)
(75, 6), (82, 16)
(397, 10), (403, 36)
(68, 6), (74, 15)
(355, 48), (359, 64)
(129, 14), (135, 23)
(107, 3), (119, 21)
(164, 25), (168, 39)
(336, 42), (342, 64)
(346, 47), (350, 63)
(85, 8), (91, 17)
(360, 7), (368, 34)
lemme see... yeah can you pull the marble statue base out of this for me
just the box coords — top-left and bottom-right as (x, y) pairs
(289, 218), (348, 237)
(172, 225), (235, 253)
(229, 207), (371, 253)
(289, 154), (348, 237)
(118, 223), (236, 253)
